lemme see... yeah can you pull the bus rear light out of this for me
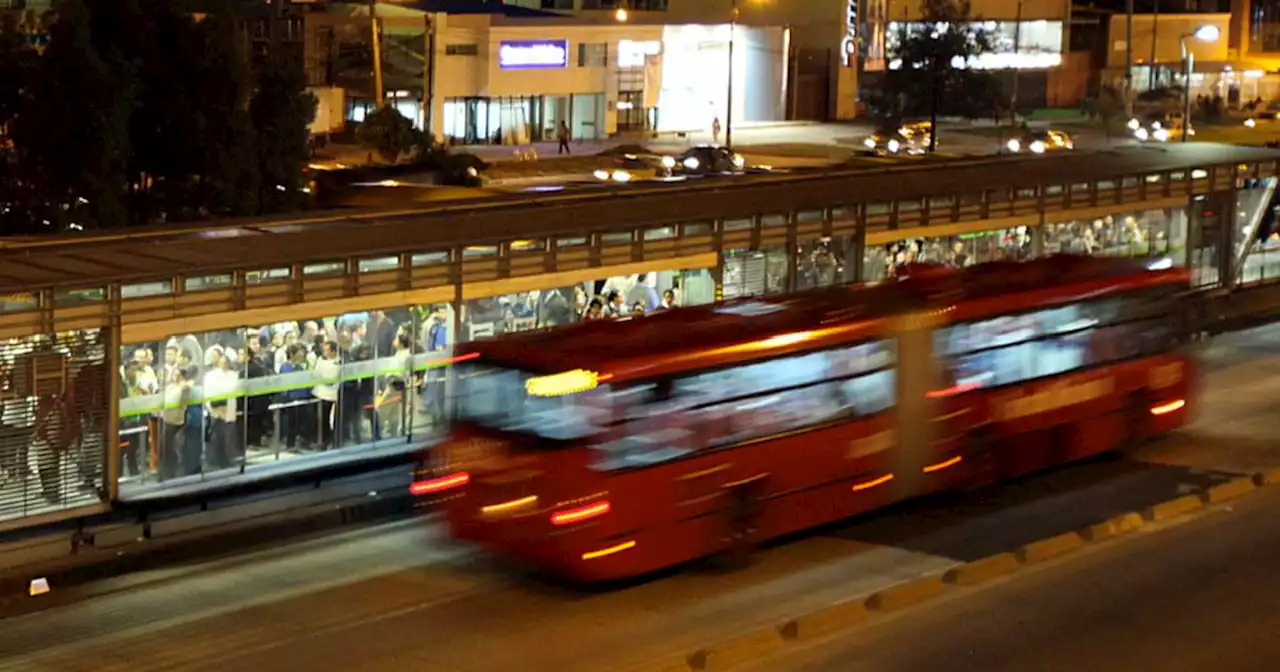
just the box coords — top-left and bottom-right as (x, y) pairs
(410, 471), (471, 495)
(1150, 399), (1186, 416)
(582, 540), (636, 561)
(551, 501), (611, 526)
(852, 474), (895, 492)
(923, 455), (963, 473)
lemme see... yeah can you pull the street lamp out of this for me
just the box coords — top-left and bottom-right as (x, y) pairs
(1181, 24), (1220, 143)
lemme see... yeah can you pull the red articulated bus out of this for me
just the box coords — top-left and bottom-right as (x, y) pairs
(412, 255), (1194, 582)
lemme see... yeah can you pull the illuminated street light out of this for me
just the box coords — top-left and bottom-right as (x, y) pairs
(615, 7), (627, 22)
(1181, 24), (1220, 143)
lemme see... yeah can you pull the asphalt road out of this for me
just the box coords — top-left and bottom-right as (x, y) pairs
(0, 325), (1276, 672)
(732, 479), (1280, 672)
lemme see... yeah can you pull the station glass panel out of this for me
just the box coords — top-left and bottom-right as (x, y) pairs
(1, 329), (108, 525)
(116, 302), (457, 495)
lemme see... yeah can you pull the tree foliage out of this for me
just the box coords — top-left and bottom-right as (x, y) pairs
(355, 105), (417, 164)
(0, 0), (316, 233)
(872, 0), (1001, 150)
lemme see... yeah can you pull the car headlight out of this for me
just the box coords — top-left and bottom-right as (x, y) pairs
(1006, 139), (1021, 152)
(1030, 140), (1046, 154)
(1127, 118), (1140, 130)
(731, 153), (745, 168)
(682, 157), (700, 170)
(1134, 127), (1149, 141)
(887, 139), (900, 153)
(660, 156), (675, 168)
(1153, 128), (1170, 142)
(611, 170), (632, 183)
(1246, 118), (1257, 128)
(593, 169), (610, 180)
(864, 137), (877, 149)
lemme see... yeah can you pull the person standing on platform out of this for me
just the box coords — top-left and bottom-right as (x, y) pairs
(557, 120), (571, 155)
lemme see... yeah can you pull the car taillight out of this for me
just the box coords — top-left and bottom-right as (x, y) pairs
(551, 500), (610, 526)
(410, 471), (470, 495)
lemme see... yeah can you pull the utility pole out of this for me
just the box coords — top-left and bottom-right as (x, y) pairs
(725, 0), (738, 148)
(371, 0), (384, 107)
(1009, 0), (1022, 125)
(423, 13), (436, 138)
(1124, 0), (1134, 117)
(1149, 0), (1160, 89)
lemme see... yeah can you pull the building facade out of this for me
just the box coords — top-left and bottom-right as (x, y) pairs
(307, 2), (788, 144)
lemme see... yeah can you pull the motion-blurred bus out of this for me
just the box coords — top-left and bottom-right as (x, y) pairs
(412, 255), (1193, 581)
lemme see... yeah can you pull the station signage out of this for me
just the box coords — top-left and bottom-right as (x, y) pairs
(840, 0), (858, 67)
(499, 40), (569, 70)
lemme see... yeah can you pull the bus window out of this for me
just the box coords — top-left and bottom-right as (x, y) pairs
(935, 290), (1177, 389)
(454, 362), (608, 441)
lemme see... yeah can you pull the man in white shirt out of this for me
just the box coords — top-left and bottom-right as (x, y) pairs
(311, 341), (341, 450)
(202, 346), (241, 470)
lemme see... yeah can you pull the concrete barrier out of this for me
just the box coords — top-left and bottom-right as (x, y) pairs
(943, 553), (1021, 586)
(865, 573), (949, 612)
(1017, 531), (1084, 564)
(688, 627), (786, 671)
(635, 655), (694, 672)
(779, 599), (870, 641)
(1081, 512), (1145, 542)
(1254, 468), (1280, 486)
(1143, 494), (1204, 522)
(1204, 478), (1257, 504)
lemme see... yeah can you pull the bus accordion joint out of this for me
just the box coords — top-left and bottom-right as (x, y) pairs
(525, 369), (611, 397)
(410, 471), (471, 496)
(923, 455), (963, 473)
(582, 540), (636, 561)
(852, 473), (895, 492)
(551, 500), (611, 526)
(1149, 399), (1186, 416)
(481, 495), (539, 517)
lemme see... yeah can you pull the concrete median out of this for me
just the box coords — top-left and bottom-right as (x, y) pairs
(1081, 512), (1146, 542)
(866, 573), (949, 612)
(779, 599), (870, 641)
(943, 553), (1021, 586)
(1204, 478), (1257, 504)
(1017, 531), (1085, 564)
(1254, 468), (1280, 487)
(1143, 494), (1204, 522)
(687, 627), (786, 671)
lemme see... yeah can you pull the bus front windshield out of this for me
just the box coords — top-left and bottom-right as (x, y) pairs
(454, 362), (606, 441)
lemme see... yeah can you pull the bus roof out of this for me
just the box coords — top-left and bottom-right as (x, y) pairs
(463, 255), (1189, 383)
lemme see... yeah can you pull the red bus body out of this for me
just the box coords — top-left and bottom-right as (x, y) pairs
(415, 255), (1194, 582)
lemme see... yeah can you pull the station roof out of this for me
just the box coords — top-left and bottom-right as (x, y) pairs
(0, 143), (1275, 293)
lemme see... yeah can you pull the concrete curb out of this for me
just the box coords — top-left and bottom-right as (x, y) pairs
(0, 492), (415, 617)
(633, 470), (1277, 672)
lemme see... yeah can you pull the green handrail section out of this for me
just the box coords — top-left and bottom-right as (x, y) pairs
(117, 352), (458, 418)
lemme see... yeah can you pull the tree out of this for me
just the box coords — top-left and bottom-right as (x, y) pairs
(14, 0), (134, 230)
(1089, 85), (1123, 144)
(250, 42), (317, 213)
(191, 5), (260, 217)
(876, 0), (1000, 151)
(356, 105), (417, 164)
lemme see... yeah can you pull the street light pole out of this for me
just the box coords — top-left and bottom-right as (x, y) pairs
(1181, 38), (1193, 143)
(1124, 0), (1134, 118)
(725, 0), (738, 148)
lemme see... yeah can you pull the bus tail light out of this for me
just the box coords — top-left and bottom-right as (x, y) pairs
(410, 471), (471, 496)
(1150, 399), (1186, 416)
(852, 474), (894, 492)
(551, 500), (611, 526)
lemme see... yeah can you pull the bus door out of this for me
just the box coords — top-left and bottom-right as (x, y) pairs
(890, 311), (960, 498)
